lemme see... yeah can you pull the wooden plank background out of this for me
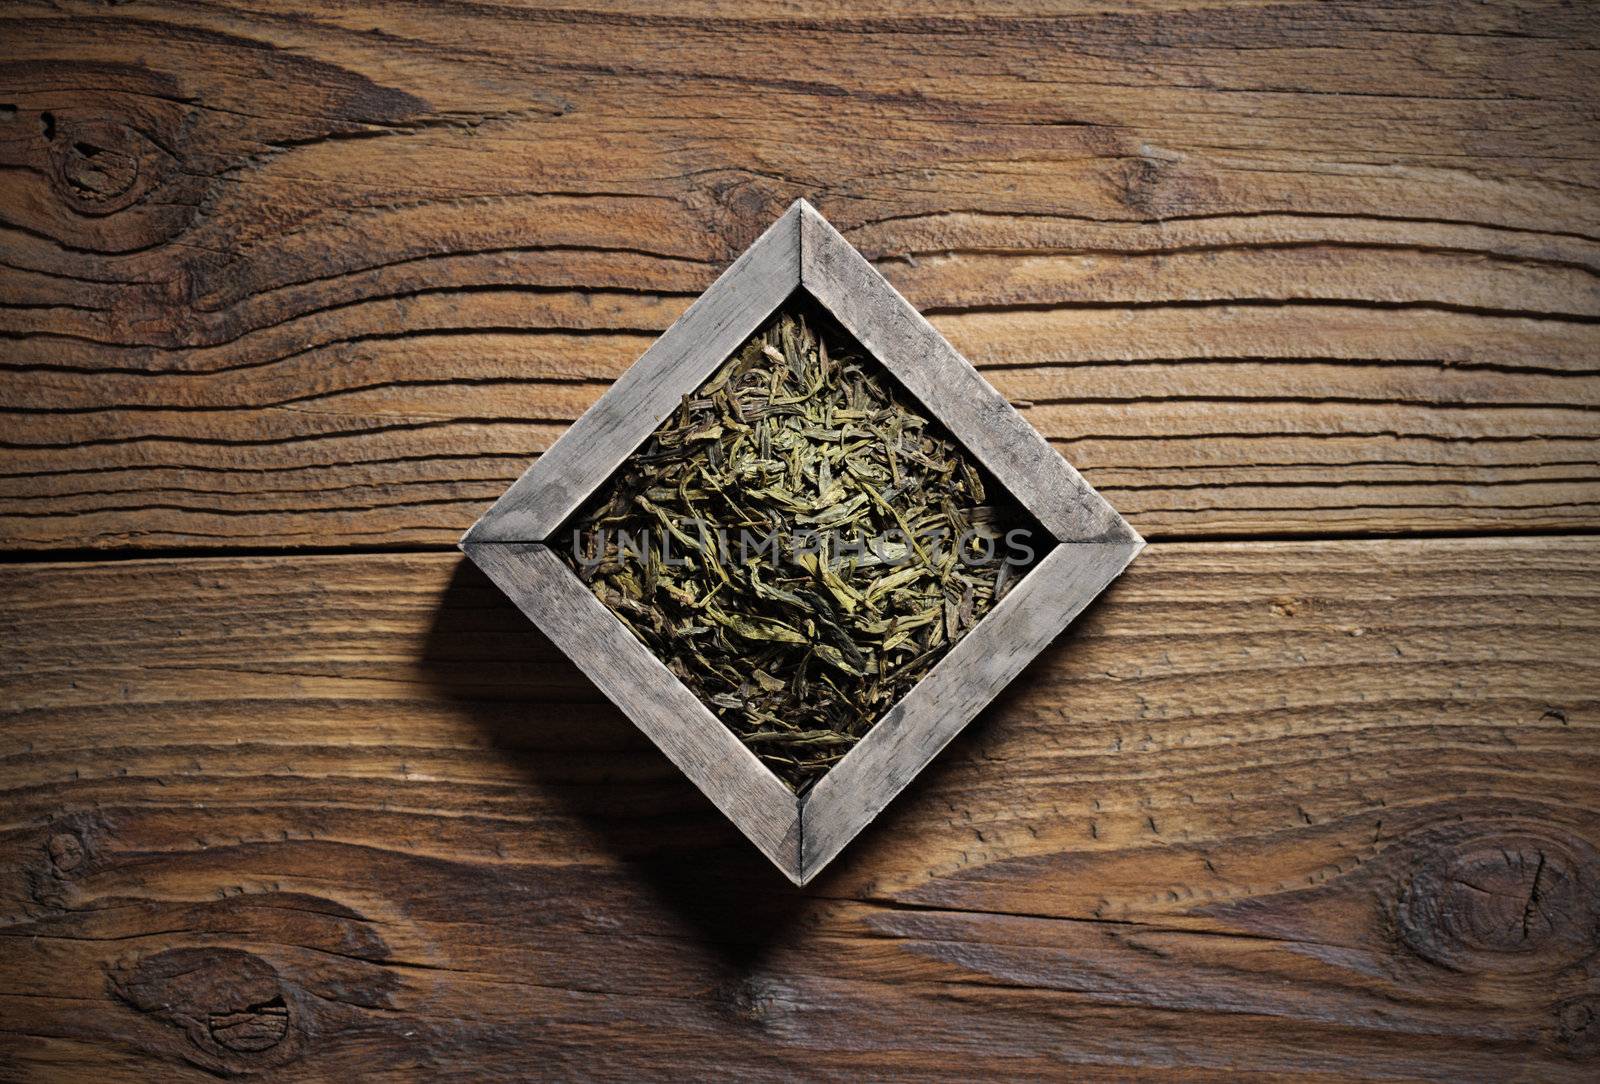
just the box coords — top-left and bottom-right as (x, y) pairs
(1, 1), (1596, 1079)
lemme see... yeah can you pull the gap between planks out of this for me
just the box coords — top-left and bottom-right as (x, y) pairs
(6, 524), (1600, 567)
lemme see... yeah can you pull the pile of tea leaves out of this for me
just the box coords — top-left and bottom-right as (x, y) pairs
(563, 302), (1043, 790)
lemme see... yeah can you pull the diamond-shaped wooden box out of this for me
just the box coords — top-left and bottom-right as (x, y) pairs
(461, 201), (1142, 884)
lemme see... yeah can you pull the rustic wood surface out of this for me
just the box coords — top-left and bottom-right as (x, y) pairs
(3, 541), (1598, 1080)
(2, 0), (1598, 549)
(3, 0), (1598, 1079)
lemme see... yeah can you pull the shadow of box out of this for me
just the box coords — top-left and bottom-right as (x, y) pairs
(462, 201), (1142, 884)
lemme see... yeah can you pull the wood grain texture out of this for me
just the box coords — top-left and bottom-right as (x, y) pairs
(2, 1), (1598, 550)
(2, 538), (1597, 1080)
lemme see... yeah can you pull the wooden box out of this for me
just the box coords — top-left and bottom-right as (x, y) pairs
(462, 201), (1142, 883)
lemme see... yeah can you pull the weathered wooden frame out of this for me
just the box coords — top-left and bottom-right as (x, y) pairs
(462, 201), (1143, 884)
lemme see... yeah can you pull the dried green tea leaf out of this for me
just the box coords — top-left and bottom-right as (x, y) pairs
(563, 299), (1046, 791)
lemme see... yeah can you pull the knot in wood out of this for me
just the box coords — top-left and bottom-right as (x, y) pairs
(208, 997), (291, 1053)
(687, 174), (797, 261)
(1397, 826), (1600, 975)
(1552, 995), (1600, 1060)
(715, 976), (783, 1030)
(45, 115), (162, 216)
(46, 832), (84, 873)
(109, 947), (300, 1071)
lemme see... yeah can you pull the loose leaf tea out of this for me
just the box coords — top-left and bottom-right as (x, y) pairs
(563, 299), (1045, 790)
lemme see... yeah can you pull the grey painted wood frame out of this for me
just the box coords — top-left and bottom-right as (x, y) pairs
(798, 204), (1137, 545)
(463, 541), (802, 873)
(462, 202), (803, 544)
(799, 541), (1139, 882)
(460, 199), (1144, 885)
